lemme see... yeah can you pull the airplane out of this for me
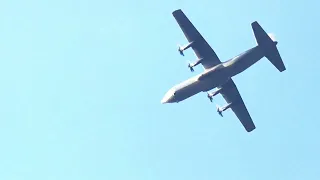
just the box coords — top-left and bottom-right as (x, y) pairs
(161, 9), (286, 132)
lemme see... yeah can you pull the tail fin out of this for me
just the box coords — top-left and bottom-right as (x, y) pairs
(252, 21), (286, 72)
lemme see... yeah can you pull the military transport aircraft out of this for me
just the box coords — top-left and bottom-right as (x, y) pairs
(161, 9), (286, 132)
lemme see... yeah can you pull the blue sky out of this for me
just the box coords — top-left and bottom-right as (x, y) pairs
(0, 0), (319, 179)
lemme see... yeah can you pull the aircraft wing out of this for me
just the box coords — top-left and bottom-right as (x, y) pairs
(219, 79), (256, 132)
(172, 9), (221, 69)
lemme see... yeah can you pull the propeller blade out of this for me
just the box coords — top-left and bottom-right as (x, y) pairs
(207, 92), (213, 102)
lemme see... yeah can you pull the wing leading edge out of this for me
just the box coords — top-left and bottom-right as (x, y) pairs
(219, 79), (256, 132)
(172, 9), (221, 69)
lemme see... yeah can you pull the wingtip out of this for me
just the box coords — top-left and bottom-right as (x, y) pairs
(280, 67), (286, 72)
(172, 9), (182, 15)
(246, 126), (256, 132)
(251, 21), (259, 27)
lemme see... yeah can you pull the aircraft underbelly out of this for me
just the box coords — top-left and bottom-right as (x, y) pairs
(227, 46), (264, 76)
(175, 75), (227, 102)
(176, 81), (203, 101)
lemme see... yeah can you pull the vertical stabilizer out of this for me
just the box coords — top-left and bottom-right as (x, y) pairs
(252, 21), (286, 72)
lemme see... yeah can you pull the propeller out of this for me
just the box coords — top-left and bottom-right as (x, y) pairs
(188, 63), (194, 72)
(185, 60), (194, 72)
(216, 104), (223, 117)
(177, 44), (184, 56)
(207, 92), (213, 102)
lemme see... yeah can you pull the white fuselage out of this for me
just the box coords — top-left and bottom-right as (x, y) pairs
(161, 46), (265, 103)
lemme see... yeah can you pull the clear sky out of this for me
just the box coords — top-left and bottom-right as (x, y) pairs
(0, 0), (319, 179)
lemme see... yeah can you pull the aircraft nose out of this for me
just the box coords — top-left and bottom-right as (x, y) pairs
(161, 96), (173, 104)
(161, 89), (175, 104)
(161, 95), (171, 104)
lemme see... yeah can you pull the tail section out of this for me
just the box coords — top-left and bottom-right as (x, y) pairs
(252, 21), (286, 72)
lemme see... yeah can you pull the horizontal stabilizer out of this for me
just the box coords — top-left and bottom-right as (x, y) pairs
(265, 46), (286, 72)
(252, 21), (286, 72)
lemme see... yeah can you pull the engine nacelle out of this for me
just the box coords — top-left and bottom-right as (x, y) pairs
(211, 88), (222, 97)
(216, 102), (233, 117)
(207, 88), (222, 102)
(221, 103), (233, 111)
(178, 41), (194, 56)
(188, 58), (203, 72)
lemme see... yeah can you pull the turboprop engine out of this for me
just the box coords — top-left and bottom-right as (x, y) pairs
(216, 103), (233, 117)
(207, 88), (222, 102)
